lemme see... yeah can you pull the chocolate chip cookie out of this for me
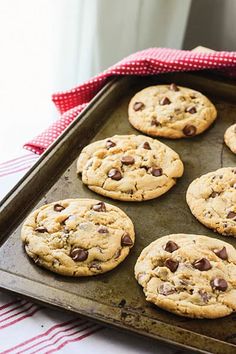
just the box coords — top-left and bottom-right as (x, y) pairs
(224, 123), (236, 154)
(21, 198), (135, 276)
(77, 135), (184, 201)
(186, 167), (236, 237)
(135, 234), (236, 318)
(128, 84), (217, 139)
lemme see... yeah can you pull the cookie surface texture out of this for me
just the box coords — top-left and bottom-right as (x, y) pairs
(77, 134), (184, 201)
(128, 84), (217, 139)
(186, 167), (236, 237)
(224, 123), (236, 154)
(21, 198), (135, 276)
(135, 234), (236, 318)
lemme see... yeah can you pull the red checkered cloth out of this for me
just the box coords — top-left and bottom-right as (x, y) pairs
(24, 48), (236, 155)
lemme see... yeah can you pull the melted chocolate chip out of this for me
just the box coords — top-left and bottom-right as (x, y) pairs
(193, 258), (212, 271)
(210, 191), (218, 198)
(164, 241), (179, 253)
(164, 258), (179, 272)
(97, 225), (108, 233)
(121, 233), (133, 247)
(35, 226), (48, 233)
(142, 142), (151, 150)
(159, 283), (175, 296)
(227, 211), (236, 219)
(92, 202), (106, 212)
(108, 169), (122, 180)
(169, 83), (179, 92)
(70, 248), (88, 261)
(183, 124), (197, 136)
(106, 140), (116, 149)
(89, 261), (102, 270)
(53, 204), (65, 212)
(160, 97), (171, 105)
(185, 106), (197, 114)
(121, 156), (135, 165)
(150, 167), (163, 177)
(198, 290), (211, 303)
(213, 246), (228, 260)
(210, 278), (228, 291)
(151, 118), (160, 126)
(133, 102), (145, 111)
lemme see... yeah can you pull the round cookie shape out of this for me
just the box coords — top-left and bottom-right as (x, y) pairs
(224, 123), (236, 154)
(134, 234), (236, 318)
(128, 84), (217, 139)
(186, 167), (236, 237)
(21, 198), (135, 276)
(77, 134), (184, 201)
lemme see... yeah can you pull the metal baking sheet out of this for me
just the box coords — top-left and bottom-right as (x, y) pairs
(0, 72), (236, 354)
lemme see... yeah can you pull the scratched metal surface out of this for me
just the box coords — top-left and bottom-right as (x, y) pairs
(0, 73), (236, 353)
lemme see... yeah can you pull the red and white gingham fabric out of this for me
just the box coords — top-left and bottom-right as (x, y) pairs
(24, 47), (236, 154)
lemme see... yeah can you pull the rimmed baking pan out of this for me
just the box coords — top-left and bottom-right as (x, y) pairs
(0, 72), (236, 353)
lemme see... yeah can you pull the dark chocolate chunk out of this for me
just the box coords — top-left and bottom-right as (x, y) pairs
(121, 233), (133, 247)
(106, 140), (116, 149)
(150, 167), (163, 177)
(183, 124), (197, 136)
(160, 97), (171, 105)
(213, 246), (228, 260)
(227, 211), (236, 219)
(164, 258), (179, 272)
(164, 240), (179, 253)
(133, 102), (145, 111)
(35, 226), (48, 233)
(108, 169), (122, 180)
(70, 248), (88, 262)
(169, 83), (179, 92)
(185, 106), (197, 114)
(92, 202), (106, 212)
(121, 156), (135, 165)
(142, 141), (151, 150)
(210, 278), (228, 291)
(193, 258), (212, 271)
(53, 204), (65, 212)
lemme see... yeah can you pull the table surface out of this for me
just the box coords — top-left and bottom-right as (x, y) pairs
(0, 151), (184, 354)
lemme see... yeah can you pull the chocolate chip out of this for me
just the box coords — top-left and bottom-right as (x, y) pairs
(118, 299), (126, 308)
(121, 156), (135, 165)
(53, 204), (65, 212)
(210, 191), (218, 198)
(151, 118), (160, 126)
(150, 167), (163, 177)
(106, 140), (116, 149)
(97, 225), (108, 233)
(108, 169), (122, 180)
(164, 258), (179, 272)
(142, 142), (151, 150)
(160, 97), (171, 105)
(210, 278), (228, 291)
(121, 233), (133, 247)
(193, 258), (212, 271)
(213, 246), (228, 260)
(159, 283), (175, 296)
(133, 102), (145, 111)
(198, 290), (211, 303)
(89, 261), (102, 270)
(35, 226), (48, 233)
(183, 125), (197, 136)
(164, 241), (179, 253)
(227, 211), (236, 219)
(169, 83), (179, 92)
(92, 202), (106, 212)
(185, 106), (197, 114)
(70, 248), (88, 261)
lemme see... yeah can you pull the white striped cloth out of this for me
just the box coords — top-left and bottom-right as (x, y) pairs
(0, 153), (175, 354)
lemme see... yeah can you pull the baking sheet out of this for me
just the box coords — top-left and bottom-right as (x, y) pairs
(0, 72), (236, 353)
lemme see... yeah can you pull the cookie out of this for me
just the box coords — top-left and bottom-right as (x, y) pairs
(128, 84), (217, 139)
(224, 123), (236, 154)
(21, 198), (135, 276)
(186, 167), (236, 237)
(77, 134), (184, 201)
(135, 234), (236, 318)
